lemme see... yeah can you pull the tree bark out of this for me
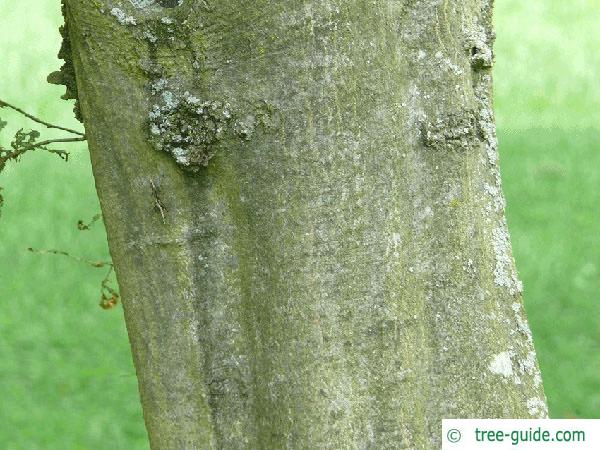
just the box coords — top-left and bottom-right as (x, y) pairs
(60, 0), (547, 448)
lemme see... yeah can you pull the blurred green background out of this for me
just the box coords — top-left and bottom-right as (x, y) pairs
(1, 0), (599, 448)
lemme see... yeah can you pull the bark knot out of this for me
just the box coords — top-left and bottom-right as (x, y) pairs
(421, 109), (478, 151)
(147, 84), (270, 171)
(47, 1), (82, 122)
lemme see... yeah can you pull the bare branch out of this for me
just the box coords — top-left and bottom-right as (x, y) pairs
(27, 247), (120, 310)
(27, 247), (112, 269)
(1, 136), (86, 166)
(0, 98), (85, 137)
(77, 213), (103, 231)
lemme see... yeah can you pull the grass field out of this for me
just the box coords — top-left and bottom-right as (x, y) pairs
(1, 1), (599, 448)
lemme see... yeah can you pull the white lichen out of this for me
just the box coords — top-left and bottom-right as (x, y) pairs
(521, 351), (537, 374)
(483, 183), (506, 212)
(491, 222), (523, 294)
(143, 31), (158, 44)
(161, 91), (179, 110)
(110, 7), (137, 26)
(148, 104), (162, 120)
(151, 78), (168, 94)
(473, 73), (499, 166)
(129, 0), (155, 8)
(183, 91), (201, 105)
(433, 50), (464, 76)
(510, 303), (544, 388)
(489, 352), (513, 378)
(129, 0), (184, 7)
(172, 147), (189, 165)
(514, 311), (534, 343)
(527, 397), (549, 418)
(234, 115), (256, 140)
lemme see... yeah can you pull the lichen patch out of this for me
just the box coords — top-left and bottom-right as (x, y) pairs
(148, 89), (234, 171)
(111, 7), (137, 25)
(527, 397), (549, 418)
(488, 352), (513, 378)
(483, 183), (506, 213)
(492, 222), (523, 294)
(129, 0), (156, 7)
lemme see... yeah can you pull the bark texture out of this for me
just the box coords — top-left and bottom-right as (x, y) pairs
(61, 0), (547, 448)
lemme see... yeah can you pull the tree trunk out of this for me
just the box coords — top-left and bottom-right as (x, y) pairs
(60, 0), (547, 448)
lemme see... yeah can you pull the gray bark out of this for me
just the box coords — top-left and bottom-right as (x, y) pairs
(59, 0), (547, 448)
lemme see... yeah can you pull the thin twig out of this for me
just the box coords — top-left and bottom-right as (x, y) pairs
(18, 136), (86, 149)
(1, 136), (86, 166)
(0, 98), (85, 137)
(27, 247), (120, 309)
(78, 213), (103, 231)
(11, 137), (87, 155)
(28, 137), (86, 145)
(27, 247), (113, 269)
